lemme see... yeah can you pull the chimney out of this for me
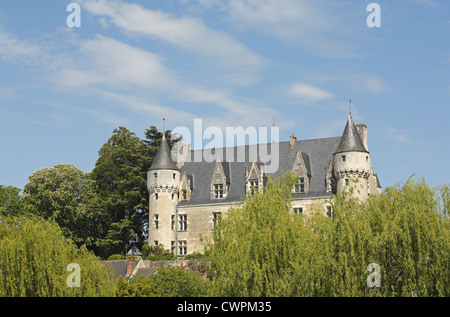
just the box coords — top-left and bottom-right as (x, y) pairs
(289, 134), (297, 151)
(126, 258), (137, 277)
(356, 124), (369, 152)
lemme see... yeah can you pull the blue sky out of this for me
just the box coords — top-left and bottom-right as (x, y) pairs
(0, 0), (449, 190)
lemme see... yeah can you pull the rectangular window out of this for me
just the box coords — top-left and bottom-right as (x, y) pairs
(173, 173), (176, 179)
(154, 241), (158, 247)
(294, 177), (306, 194)
(154, 172), (158, 178)
(250, 181), (258, 195)
(181, 190), (187, 201)
(171, 241), (176, 254)
(155, 193), (159, 200)
(179, 240), (187, 255)
(326, 205), (333, 218)
(154, 214), (159, 230)
(171, 214), (175, 231)
(293, 207), (304, 215)
(179, 214), (187, 231)
(342, 155), (346, 162)
(214, 184), (224, 199)
(213, 212), (222, 229)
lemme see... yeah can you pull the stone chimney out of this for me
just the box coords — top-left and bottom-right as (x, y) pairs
(356, 124), (368, 152)
(289, 134), (297, 151)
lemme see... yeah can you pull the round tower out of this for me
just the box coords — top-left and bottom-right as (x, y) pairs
(333, 113), (371, 201)
(147, 134), (180, 251)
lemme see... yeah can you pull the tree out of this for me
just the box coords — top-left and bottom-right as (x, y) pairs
(90, 127), (148, 258)
(90, 126), (181, 259)
(116, 266), (209, 297)
(210, 173), (450, 297)
(0, 215), (115, 297)
(21, 164), (93, 245)
(0, 185), (22, 217)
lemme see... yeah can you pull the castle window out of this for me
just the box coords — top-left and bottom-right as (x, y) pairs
(173, 173), (176, 179)
(342, 155), (346, 162)
(181, 190), (187, 201)
(154, 172), (158, 178)
(214, 184), (224, 199)
(366, 156), (369, 162)
(249, 180), (258, 196)
(179, 214), (187, 231)
(154, 214), (159, 230)
(326, 205), (333, 218)
(155, 193), (159, 200)
(171, 215), (175, 230)
(213, 212), (222, 229)
(345, 179), (349, 185)
(293, 207), (304, 215)
(171, 240), (187, 255)
(179, 240), (187, 255)
(294, 177), (306, 194)
(154, 241), (158, 247)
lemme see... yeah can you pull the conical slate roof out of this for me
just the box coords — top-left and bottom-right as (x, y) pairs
(149, 134), (179, 171)
(335, 114), (368, 154)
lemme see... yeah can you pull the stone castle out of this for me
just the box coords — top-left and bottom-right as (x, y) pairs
(147, 114), (381, 255)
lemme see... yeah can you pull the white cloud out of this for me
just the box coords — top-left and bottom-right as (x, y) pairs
(78, 0), (265, 84)
(383, 127), (410, 144)
(0, 28), (41, 61)
(182, 0), (360, 58)
(289, 82), (333, 102)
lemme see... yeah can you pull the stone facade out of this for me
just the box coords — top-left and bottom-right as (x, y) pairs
(147, 114), (381, 254)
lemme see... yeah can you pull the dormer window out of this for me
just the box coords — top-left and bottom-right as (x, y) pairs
(249, 180), (258, 196)
(214, 184), (224, 199)
(294, 177), (307, 194)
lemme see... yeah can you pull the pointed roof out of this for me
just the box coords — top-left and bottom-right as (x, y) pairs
(149, 134), (179, 171)
(335, 114), (369, 154)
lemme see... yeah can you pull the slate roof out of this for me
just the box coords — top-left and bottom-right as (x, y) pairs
(335, 114), (368, 154)
(149, 134), (179, 171)
(178, 136), (341, 206)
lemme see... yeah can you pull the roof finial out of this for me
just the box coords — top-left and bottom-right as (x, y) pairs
(349, 98), (352, 119)
(163, 118), (166, 133)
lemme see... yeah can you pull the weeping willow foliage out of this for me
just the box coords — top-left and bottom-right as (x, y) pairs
(0, 216), (116, 297)
(210, 173), (450, 297)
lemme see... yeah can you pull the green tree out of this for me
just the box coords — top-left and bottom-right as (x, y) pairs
(0, 185), (22, 217)
(210, 173), (450, 297)
(0, 215), (115, 297)
(90, 127), (149, 258)
(91, 126), (181, 259)
(116, 266), (209, 297)
(21, 164), (93, 245)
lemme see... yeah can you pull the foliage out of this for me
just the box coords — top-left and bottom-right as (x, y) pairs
(116, 266), (209, 297)
(0, 215), (115, 297)
(142, 244), (176, 261)
(107, 254), (126, 261)
(21, 164), (94, 245)
(210, 173), (450, 297)
(0, 185), (22, 217)
(90, 126), (181, 259)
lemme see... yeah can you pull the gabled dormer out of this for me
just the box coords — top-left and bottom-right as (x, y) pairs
(179, 171), (192, 201)
(245, 161), (264, 196)
(292, 148), (311, 194)
(210, 158), (230, 200)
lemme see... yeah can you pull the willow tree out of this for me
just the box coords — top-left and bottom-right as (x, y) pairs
(210, 173), (450, 297)
(0, 216), (115, 297)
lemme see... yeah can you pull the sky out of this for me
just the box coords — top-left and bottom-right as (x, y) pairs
(0, 0), (449, 191)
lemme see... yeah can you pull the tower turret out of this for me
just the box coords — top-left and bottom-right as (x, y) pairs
(333, 114), (372, 201)
(147, 134), (180, 250)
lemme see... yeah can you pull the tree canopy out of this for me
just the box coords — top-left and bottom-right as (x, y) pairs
(210, 173), (450, 297)
(0, 215), (115, 297)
